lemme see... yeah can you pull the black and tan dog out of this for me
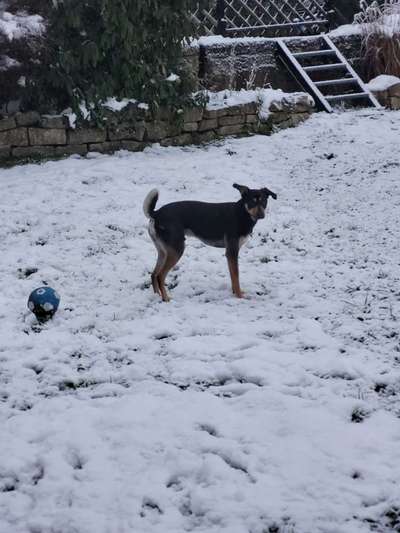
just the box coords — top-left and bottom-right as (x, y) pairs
(143, 184), (277, 301)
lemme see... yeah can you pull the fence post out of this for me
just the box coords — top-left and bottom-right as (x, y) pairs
(216, 0), (227, 36)
(325, 0), (335, 31)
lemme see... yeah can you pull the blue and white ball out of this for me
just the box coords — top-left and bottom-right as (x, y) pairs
(27, 287), (60, 321)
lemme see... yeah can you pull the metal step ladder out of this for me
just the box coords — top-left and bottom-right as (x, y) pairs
(277, 35), (381, 112)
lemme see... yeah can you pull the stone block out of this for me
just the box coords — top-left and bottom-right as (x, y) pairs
(244, 123), (258, 135)
(270, 94), (313, 114)
(240, 102), (258, 114)
(203, 108), (226, 119)
(55, 145), (88, 157)
(183, 107), (203, 122)
(29, 128), (67, 146)
(0, 116), (16, 131)
(387, 83), (400, 98)
(154, 107), (174, 122)
(225, 105), (245, 116)
(389, 96), (400, 110)
(168, 122), (183, 137)
(182, 121), (198, 133)
(270, 111), (292, 124)
(108, 122), (145, 142)
(273, 112), (310, 131)
(0, 146), (11, 160)
(219, 115), (245, 127)
(145, 121), (169, 142)
(193, 130), (217, 144)
(40, 115), (67, 129)
(160, 134), (193, 147)
(120, 141), (144, 152)
(371, 90), (388, 107)
(198, 118), (218, 132)
(12, 145), (57, 158)
(257, 122), (273, 135)
(269, 100), (286, 113)
(68, 128), (107, 144)
(217, 124), (246, 136)
(246, 114), (259, 124)
(15, 111), (40, 127)
(0, 128), (28, 147)
(88, 141), (121, 153)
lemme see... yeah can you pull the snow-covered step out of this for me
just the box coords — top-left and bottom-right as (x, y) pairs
(303, 63), (346, 72)
(315, 78), (358, 87)
(325, 92), (369, 101)
(293, 49), (336, 59)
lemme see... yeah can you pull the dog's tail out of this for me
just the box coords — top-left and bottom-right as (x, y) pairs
(143, 189), (159, 219)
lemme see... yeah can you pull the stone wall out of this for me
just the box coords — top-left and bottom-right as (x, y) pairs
(371, 82), (400, 110)
(0, 95), (314, 166)
(199, 33), (364, 92)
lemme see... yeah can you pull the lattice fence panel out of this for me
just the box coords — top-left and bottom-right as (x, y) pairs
(191, 1), (218, 35)
(191, 0), (328, 37)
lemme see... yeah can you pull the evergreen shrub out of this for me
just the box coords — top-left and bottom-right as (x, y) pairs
(27, 0), (208, 118)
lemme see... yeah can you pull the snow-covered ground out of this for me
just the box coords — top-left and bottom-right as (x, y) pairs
(1, 110), (400, 533)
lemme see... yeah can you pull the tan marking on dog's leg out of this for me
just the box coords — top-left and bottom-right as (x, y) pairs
(157, 249), (183, 302)
(227, 255), (243, 298)
(151, 250), (166, 295)
(148, 219), (168, 296)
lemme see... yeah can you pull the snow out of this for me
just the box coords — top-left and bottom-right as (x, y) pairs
(206, 89), (267, 109)
(381, 13), (400, 37)
(195, 35), (275, 47)
(206, 89), (314, 119)
(328, 23), (362, 38)
(0, 54), (20, 71)
(166, 74), (180, 83)
(1, 109), (400, 533)
(0, 10), (44, 41)
(64, 99), (150, 128)
(102, 97), (139, 112)
(367, 74), (400, 92)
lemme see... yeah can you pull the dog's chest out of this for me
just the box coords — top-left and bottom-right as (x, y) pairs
(239, 234), (250, 249)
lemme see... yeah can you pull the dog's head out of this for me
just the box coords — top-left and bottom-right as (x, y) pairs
(233, 183), (277, 221)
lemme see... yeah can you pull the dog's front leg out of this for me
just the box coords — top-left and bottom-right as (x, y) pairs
(225, 239), (244, 298)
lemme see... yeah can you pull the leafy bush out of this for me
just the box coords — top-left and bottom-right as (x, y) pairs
(0, 1), (46, 111)
(25, 0), (207, 118)
(356, 0), (400, 79)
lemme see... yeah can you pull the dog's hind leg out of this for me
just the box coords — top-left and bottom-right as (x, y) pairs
(151, 248), (166, 295)
(157, 244), (184, 302)
(148, 219), (167, 295)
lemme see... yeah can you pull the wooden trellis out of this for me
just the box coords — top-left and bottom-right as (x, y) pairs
(192, 0), (328, 37)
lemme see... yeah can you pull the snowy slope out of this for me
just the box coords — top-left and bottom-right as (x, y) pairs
(1, 110), (400, 533)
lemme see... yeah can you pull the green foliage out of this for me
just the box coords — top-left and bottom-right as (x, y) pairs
(27, 0), (208, 118)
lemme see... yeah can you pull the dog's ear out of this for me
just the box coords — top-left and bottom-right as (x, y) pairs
(262, 187), (277, 200)
(233, 183), (249, 196)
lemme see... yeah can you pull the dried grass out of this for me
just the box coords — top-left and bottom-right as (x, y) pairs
(355, 0), (400, 78)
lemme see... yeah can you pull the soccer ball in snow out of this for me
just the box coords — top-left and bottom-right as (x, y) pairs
(27, 287), (60, 321)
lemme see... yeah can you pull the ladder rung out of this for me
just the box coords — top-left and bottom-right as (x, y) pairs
(315, 78), (358, 87)
(304, 63), (346, 72)
(293, 50), (336, 59)
(326, 93), (368, 101)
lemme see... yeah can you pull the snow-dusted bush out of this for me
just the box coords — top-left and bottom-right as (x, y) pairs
(355, 0), (400, 78)
(0, 1), (46, 111)
(25, 0), (209, 118)
(1, 0), (209, 117)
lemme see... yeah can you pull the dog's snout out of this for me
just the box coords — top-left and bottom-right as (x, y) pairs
(257, 207), (265, 219)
